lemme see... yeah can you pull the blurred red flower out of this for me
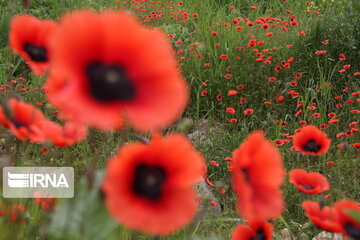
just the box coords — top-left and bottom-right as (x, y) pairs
(289, 169), (330, 194)
(9, 14), (57, 75)
(46, 10), (188, 132)
(334, 200), (360, 239)
(231, 219), (273, 240)
(302, 201), (341, 233)
(232, 131), (284, 220)
(244, 109), (254, 116)
(293, 125), (331, 155)
(102, 134), (206, 236)
(226, 108), (236, 114)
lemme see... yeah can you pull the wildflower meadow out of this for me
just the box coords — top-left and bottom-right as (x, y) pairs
(0, 0), (359, 239)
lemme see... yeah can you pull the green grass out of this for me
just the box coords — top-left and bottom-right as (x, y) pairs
(0, 0), (359, 239)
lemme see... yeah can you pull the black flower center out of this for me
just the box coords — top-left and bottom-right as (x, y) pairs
(132, 164), (166, 201)
(12, 120), (27, 129)
(250, 228), (266, 240)
(86, 62), (135, 102)
(344, 222), (360, 240)
(302, 139), (321, 153)
(301, 184), (314, 190)
(24, 43), (48, 62)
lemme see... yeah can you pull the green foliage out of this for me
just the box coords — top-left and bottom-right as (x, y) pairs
(48, 171), (118, 240)
(0, 0), (359, 239)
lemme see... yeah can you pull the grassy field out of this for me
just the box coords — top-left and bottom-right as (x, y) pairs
(0, 0), (359, 239)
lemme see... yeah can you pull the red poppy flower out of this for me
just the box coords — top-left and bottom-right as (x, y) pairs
(0, 98), (86, 146)
(224, 74), (232, 79)
(258, 41), (264, 46)
(326, 161), (334, 166)
(276, 96), (284, 102)
(220, 54), (228, 59)
(237, 84), (245, 90)
(40, 147), (49, 155)
(200, 90), (208, 96)
(0, 98), (48, 143)
(290, 81), (297, 87)
(232, 131), (284, 220)
(205, 178), (215, 187)
(289, 169), (330, 194)
(9, 14), (57, 75)
(320, 124), (328, 129)
(339, 54), (346, 60)
(295, 110), (302, 117)
(228, 90), (237, 96)
(43, 121), (87, 147)
(244, 109), (254, 116)
(268, 77), (277, 82)
(211, 31), (218, 36)
(232, 219), (273, 240)
(334, 200), (360, 239)
(210, 160), (219, 167)
(274, 65), (282, 72)
(262, 23), (269, 30)
(302, 201), (341, 233)
(290, 20), (299, 26)
(226, 108), (236, 114)
(293, 125), (331, 155)
(102, 134), (206, 236)
(230, 118), (238, 124)
(46, 10), (188, 131)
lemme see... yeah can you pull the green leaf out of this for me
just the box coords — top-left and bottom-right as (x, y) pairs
(47, 171), (118, 240)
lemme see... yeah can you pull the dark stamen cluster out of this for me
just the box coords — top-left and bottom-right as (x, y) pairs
(344, 222), (360, 240)
(24, 43), (48, 62)
(12, 120), (27, 129)
(86, 62), (135, 102)
(302, 184), (315, 190)
(133, 164), (166, 200)
(250, 228), (266, 240)
(302, 139), (321, 153)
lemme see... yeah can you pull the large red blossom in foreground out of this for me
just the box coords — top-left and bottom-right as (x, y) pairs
(302, 201), (341, 233)
(46, 10), (188, 131)
(289, 169), (330, 194)
(232, 131), (285, 220)
(334, 200), (360, 239)
(9, 14), (57, 75)
(102, 134), (206, 236)
(232, 219), (273, 240)
(293, 125), (331, 155)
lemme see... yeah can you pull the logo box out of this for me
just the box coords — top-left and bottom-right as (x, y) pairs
(2, 167), (74, 198)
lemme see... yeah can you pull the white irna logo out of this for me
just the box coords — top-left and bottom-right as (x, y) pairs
(8, 172), (69, 188)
